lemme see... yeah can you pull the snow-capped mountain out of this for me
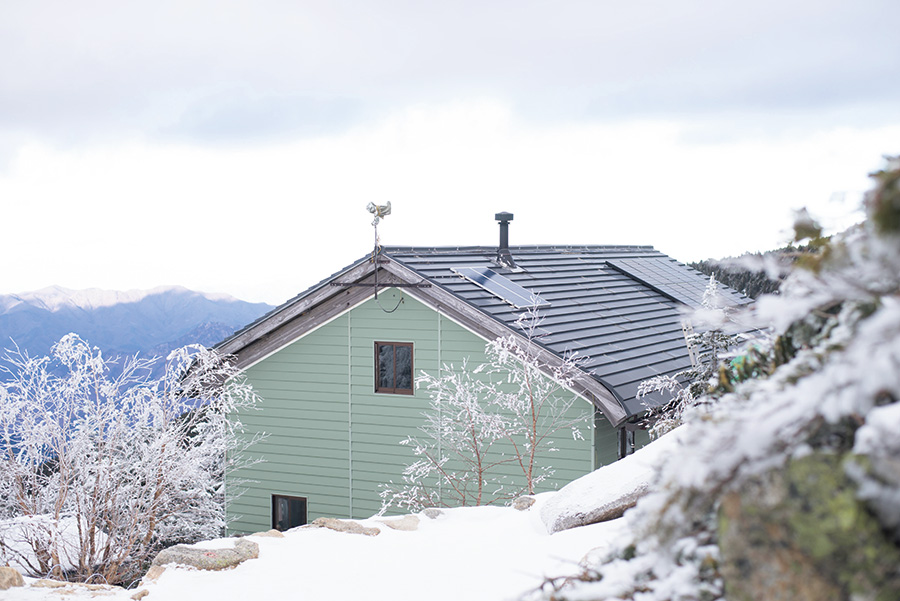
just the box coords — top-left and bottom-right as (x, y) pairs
(0, 285), (274, 363)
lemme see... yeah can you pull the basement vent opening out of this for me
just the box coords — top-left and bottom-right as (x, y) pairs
(452, 266), (549, 309)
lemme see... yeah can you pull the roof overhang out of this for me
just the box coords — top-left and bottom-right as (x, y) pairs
(382, 259), (628, 425)
(217, 254), (629, 427)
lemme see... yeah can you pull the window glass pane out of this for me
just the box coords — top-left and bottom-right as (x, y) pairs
(378, 344), (394, 389)
(287, 497), (306, 527)
(274, 497), (289, 531)
(395, 345), (412, 390)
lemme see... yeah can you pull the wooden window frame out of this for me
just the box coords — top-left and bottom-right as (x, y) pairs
(374, 341), (414, 395)
(271, 494), (308, 531)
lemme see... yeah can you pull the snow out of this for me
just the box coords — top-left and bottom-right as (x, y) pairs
(3, 484), (635, 600)
(0, 515), (108, 574)
(185, 538), (238, 550)
(541, 430), (680, 532)
(854, 401), (900, 456)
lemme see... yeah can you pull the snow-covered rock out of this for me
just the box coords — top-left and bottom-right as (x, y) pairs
(309, 517), (381, 536)
(377, 515), (420, 531)
(2, 496), (640, 601)
(0, 567), (25, 590)
(540, 430), (680, 533)
(511, 496), (536, 511)
(249, 529), (285, 538)
(151, 538), (259, 571)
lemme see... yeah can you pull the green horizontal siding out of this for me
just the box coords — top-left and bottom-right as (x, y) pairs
(594, 409), (620, 468)
(228, 311), (351, 535)
(349, 292), (436, 516)
(228, 288), (609, 534)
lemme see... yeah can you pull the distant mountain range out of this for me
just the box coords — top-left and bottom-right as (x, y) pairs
(0, 285), (274, 370)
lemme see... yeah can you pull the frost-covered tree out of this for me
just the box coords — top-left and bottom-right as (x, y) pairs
(637, 274), (741, 438)
(380, 358), (514, 511)
(0, 335), (262, 585)
(486, 309), (586, 494)
(381, 307), (585, 513)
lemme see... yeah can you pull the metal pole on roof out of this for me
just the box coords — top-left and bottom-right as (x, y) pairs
(365, 202), (402, 313)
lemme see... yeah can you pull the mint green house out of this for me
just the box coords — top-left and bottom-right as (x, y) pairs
(217, 219), (749, 534)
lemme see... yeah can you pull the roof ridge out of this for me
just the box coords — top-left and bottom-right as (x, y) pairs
(382, 244), (657, 253)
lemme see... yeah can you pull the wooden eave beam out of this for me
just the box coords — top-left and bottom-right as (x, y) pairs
(218, 260), (396, 368)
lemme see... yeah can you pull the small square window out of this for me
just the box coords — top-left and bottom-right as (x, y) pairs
(375, 342), (413, 395)
(272, 494), (307, 531)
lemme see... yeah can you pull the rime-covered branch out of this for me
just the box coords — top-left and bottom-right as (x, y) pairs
(0, 335), (264, 585)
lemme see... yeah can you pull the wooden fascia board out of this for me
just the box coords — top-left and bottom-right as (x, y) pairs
(216, 258), (370, 356)
(221, 260), (408, 370)
(381, 260), (629, 426)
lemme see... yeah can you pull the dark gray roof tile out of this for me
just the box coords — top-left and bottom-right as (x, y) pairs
(218, 244), (751, 426)
(385, 245), (750, 421)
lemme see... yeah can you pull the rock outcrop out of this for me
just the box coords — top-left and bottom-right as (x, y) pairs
(541, 431), (677, 533)
(309, 517), (381, 536)
(377, 515), (420, 531)
(151, 538), (260, 570)
(0, 567), (25, 590)
(718, 453), (900, 601)
(511, 496), (536, 511)
(250, 529), (285, 538)
(543, 485), (646, 533)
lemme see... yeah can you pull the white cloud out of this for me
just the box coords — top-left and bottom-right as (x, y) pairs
(1, 101), (895, 303)
(2, 1), (898, 144)
(2, 1), (898, 302)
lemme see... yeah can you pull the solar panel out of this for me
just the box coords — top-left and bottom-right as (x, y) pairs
(607, 258), (745, 308)
(452, 267), (549, 309)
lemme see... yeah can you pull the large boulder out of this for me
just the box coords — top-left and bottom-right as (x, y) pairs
(0, 567), (25, 590)
(151, 537), (259, 570)
(718, 452), (900, 601)
(511, 496), (536, 511)
(423, 508), (443, 520)
(250, 529), (285, 538)
(310, 517), (380, 536)
(543, 483), (647, 534)
(377, 515), (420, 531)
(541, 431), (677, 533)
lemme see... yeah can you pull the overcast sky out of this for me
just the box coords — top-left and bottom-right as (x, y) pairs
(2, 1), (898, 304)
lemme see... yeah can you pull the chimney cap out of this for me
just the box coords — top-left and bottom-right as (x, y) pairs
(495, 211), (514, 222)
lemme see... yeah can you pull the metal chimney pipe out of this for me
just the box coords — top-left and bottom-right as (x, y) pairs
(495, 211), (516, 268)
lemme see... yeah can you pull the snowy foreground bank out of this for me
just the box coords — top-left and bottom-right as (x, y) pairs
(5, 502), (625, 601)
(3, 435), (674, 601)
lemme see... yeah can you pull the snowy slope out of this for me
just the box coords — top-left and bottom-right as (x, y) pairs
(5, 495), (631, 601)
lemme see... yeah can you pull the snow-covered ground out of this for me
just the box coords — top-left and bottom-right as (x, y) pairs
(3, 375), (669, 600)
(6, 496), (629, 601)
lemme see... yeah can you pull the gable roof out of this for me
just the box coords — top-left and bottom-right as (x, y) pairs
(216, 245), (751, 427)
